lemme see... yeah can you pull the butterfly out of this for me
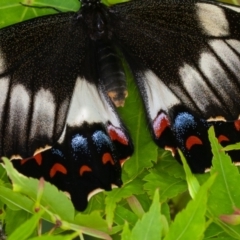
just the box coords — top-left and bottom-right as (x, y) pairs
(1, 0), (240, 211)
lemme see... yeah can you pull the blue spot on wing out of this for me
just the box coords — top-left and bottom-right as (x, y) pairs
(92, 131), (113, 152)
(51, 148), (65, 158)
(71, 134), (88, 154)
(173, 112), (197, 130)
(173, 112), (209, 146)
(173, 112), (198, 145)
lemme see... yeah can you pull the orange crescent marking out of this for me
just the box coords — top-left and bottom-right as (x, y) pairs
(79, 165), (92, 176)
(102, 152), (114, 165)
(108, 127), (128, 145)
(218, 135), (229, 143)
(186, 136), (203, 150)
(50, 163), (67, 178)
(234, 120), (240, 131)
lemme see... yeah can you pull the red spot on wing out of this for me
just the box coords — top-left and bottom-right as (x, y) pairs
(79, 165), (92, 176)
(153, 113), (170, 138)
(102, 152), (114, 165)
(21, 158), (31, 165)
(218, 135), (229, 143)
(234, 120), (240, 131)
(108, 125), (128, 145)
(21, 153), (42, 165)
(50, 163), (67, 178)
(186, 136), (203, 150)
(34, 153), (42, 165)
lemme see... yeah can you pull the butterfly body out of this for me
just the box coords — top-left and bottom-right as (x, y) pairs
(1, 0), (240, 210)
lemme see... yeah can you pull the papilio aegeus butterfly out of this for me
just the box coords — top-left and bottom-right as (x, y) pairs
(1, 0), (240, 211)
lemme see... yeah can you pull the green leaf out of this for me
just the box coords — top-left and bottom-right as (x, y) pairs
(29, 236), (72, 240)
(126, 195), (145, 218)
(74, 211), (109, 232)
(164, 174), (216, 240)
(121, 222), (132, 240)
(114, 205), (139, 227)
(131, 189), (162, 240)
(207, 127), (240, 238)
(180, 150), (200, 199)
(84, 192), (105, 213)
(220, 212), (240, 226)
(62, 221), (112, 240)
(161, 215), (169, 238)
(2, 158), (75, 222)
(222, 142), (240, 151)
(103, 0), (130, 6)
(161, 202), (171, 226)
(0, 164), (8, 183)
(204, 222), (225, 239)
(0, 185), (35, 212)
(5, 208), (32, 236)
(143, 168), (187, 202)
(8, 209), (44, 240)
(118, 61), (158, 180)
(0, 0), (79, 28)
(105, 178), (144, 227)
(157, 149), (185, 179)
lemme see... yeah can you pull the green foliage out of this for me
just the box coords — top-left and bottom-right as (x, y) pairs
(1, 0), (240, 239)
(2, 127), (240, 240)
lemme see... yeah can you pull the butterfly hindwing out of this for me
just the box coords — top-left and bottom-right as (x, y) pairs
(12, 76), (133, 211)
(12, 122), (131, 211)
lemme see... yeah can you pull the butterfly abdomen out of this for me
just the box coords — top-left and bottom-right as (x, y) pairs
(80, 3), (128, 107)
(97, 40), (127, 107)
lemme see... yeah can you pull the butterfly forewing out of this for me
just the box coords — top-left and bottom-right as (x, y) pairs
(0, 12), (88, 158)
(109, 0), (240, 120)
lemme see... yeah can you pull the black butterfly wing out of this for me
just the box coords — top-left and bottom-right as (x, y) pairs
(12, 87), (133, 211)
(109, 0), (240, 120)
(108, 0), (240, 172)
(0, 9), (134, 210)
(11, 58), (134, 211)
(0, 12), (88, 158)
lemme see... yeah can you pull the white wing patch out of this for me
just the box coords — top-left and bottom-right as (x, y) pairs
(179, 63), (221, 113)
(58, 77), (121, 143)
(209, 39), (240, 79)
(0, 48), (5, 74)
(30, 88), (55, 140)
(54, 97), (69, 136)
(66, 77), (120, 126)
(0, 77), (9, 122)
(8, 84), (30, 138)
(143, 70), (180, 120)
(196, 3), (229, 37)
(199, 51), (236, 110)
(226, 39), (240, 55)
